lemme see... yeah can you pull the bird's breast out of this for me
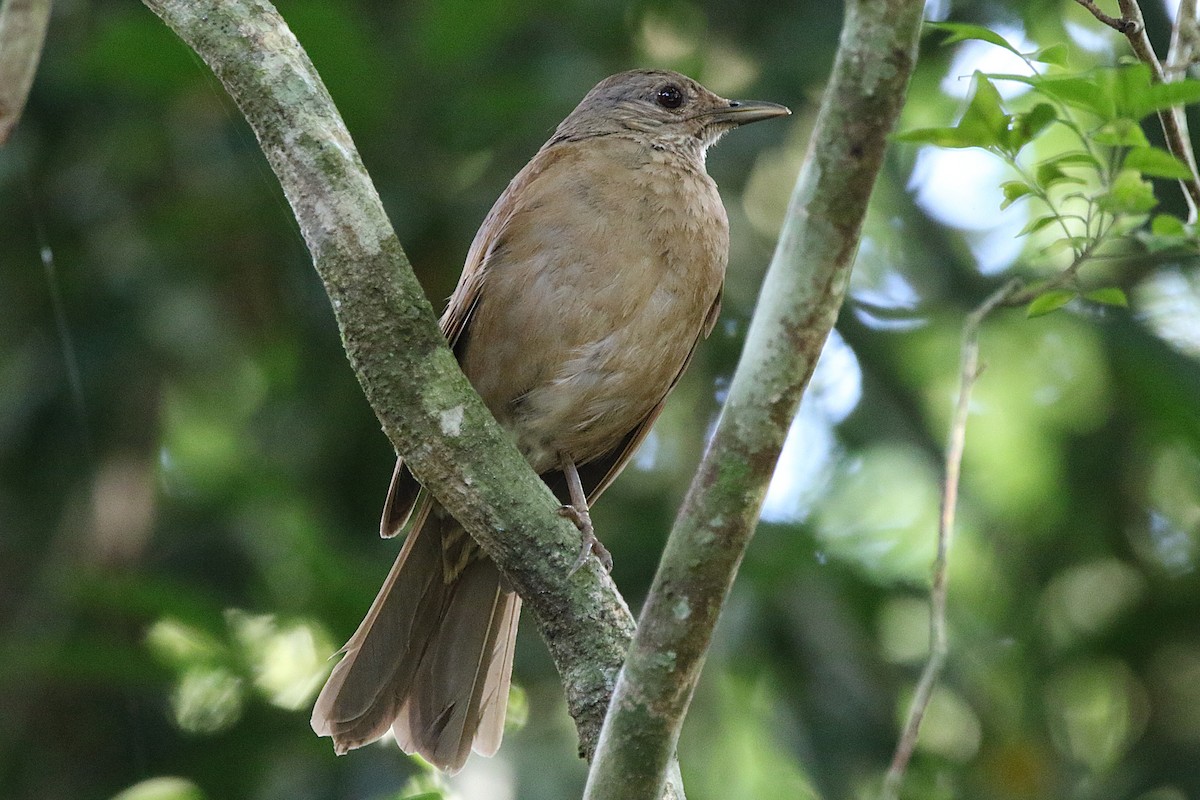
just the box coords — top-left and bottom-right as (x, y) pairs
(460, 140), (730, 472)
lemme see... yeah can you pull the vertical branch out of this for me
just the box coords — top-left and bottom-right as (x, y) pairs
(1167, 0), (1198, 77)
(1116, 0), (1200, 220)
(580, 1), (927, 798)
(1078, 0), (1200, 217)
(879, 280), (1022, 800)
(0, 0), (52, 145)
(1167, 0), (1199, 220)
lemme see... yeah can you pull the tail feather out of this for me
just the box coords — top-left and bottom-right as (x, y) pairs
(474, 588), (520, 756)
(393, 559), (521, 769)
(380, 458), (422, 539)
(311, 501), (520, 773)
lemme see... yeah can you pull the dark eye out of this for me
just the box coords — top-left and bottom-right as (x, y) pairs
(656, 84), (683, 109)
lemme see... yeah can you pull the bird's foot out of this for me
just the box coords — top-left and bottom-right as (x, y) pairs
(559, 504), (613, 574)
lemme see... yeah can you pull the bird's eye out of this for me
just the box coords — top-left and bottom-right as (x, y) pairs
(656, 84), (684, 109)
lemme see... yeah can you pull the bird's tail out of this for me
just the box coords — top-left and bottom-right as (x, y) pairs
(311, 500), (520, 774)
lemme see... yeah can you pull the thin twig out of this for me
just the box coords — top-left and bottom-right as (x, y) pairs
(1167, 0), (1198, 77)
(1073, 0), (1137, 33)
(1116, 0), (1200, 221)
(1167, 0), (1200, 221)
(880, 233), (1108, 798)
(880, 10), (1193, 791)
(879, 279), (1022, 800)
(995, 235), (1107, 310)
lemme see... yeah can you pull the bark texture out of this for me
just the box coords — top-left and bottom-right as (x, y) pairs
(139, 2), (681, 793)
(582, 1), (927, 797)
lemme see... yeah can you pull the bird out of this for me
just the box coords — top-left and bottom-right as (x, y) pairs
(311, 69), (789, 773)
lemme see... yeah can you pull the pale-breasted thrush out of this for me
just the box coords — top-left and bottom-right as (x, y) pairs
(311, 69), (789, 773)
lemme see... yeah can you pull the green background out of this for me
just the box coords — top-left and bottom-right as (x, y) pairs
(3, 1), (1199, 799)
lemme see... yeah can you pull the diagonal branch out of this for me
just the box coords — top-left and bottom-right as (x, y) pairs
(1072, 0), (1138, 33)
(139, 0), (682, 793)
(580, 1), (927, 798)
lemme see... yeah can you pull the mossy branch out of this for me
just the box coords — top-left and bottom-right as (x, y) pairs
(581, 1), (927, 798)
(139, 0), (684, 794)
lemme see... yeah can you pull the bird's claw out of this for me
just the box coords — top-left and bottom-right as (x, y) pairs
(559, 504), (613, 574)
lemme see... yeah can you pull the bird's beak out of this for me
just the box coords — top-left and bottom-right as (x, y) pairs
(707, 99), (791, 125)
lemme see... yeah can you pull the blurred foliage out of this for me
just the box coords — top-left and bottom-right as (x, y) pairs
(2, 1), (1200, 800)
(898, 25), (1200, 317)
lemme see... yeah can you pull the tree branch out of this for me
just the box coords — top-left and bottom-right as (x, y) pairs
(139, 1), (682, 793)
(879, 279), (1021, 800)
(581, 1), (927, 797)
(882, 226), (1111, 794)
(1072, 0), (1138, 33)
(1167, 0), (1198, 78)
(1115, 0), (1200, 220)
(0, 0), (52, 146)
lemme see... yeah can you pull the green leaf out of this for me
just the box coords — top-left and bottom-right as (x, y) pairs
(1016, 73), (1113, 119)
(956, 73), (1011, 150)
(1042, 236), (1091, 256)
(1111, 213), (1152, 236)
(1151, 213), (1187, 236)
(985, 73), (1039, 87)
(1040, 151), (1103, 171)
(1027, 289), (1077, 317)
(1090, 118), (1150, 147)
(111, 777), (205, 800)
(1003, 103), (1056, 153)
(996, 65), (1200, 122)
(927, 22), (1022, 56)
(1095, 63), (1200, 120)
(1109, 63), (1156, 120)
(1017, 214), (1062, 237)
(1137, 229), (1200, 253)
(1136, 78), (1200, 119)
(893, 126), (990, 148)
(897, 73), (1012, 151)
(1035, 162), (1086, 189)
(1084, 287), (1129, 307)
(1125, 146), (1194, 179)
(1001, 180), (1034, 210)
(1139, 214), (1196, 252)
(1021, 103), (1057, 139)
(1097, 169), (1158, 214)
(1030, 43), (1069, 66)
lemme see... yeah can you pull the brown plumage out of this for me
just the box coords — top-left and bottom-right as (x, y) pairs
(311, 69), (789, 773)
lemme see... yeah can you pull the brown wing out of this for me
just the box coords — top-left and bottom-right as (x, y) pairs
(381, 147), (567, 537)
(546, 289), (723, 506)
(381, 459), (421, 538)
(440, 145), (572, 351)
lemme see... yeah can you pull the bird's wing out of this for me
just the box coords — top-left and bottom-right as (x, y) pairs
(382, 146), (563, 536)
(391, 142), (720, 521)
(564, 289), (723, 505)
(440, 145), (565, 350)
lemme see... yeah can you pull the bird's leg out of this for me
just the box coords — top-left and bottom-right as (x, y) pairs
(558, 454), (613, 574)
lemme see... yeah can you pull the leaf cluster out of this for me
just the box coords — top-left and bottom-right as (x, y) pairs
(898, 22), (1200, 315)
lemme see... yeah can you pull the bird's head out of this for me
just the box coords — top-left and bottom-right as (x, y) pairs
(553, 69), (790, 152)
